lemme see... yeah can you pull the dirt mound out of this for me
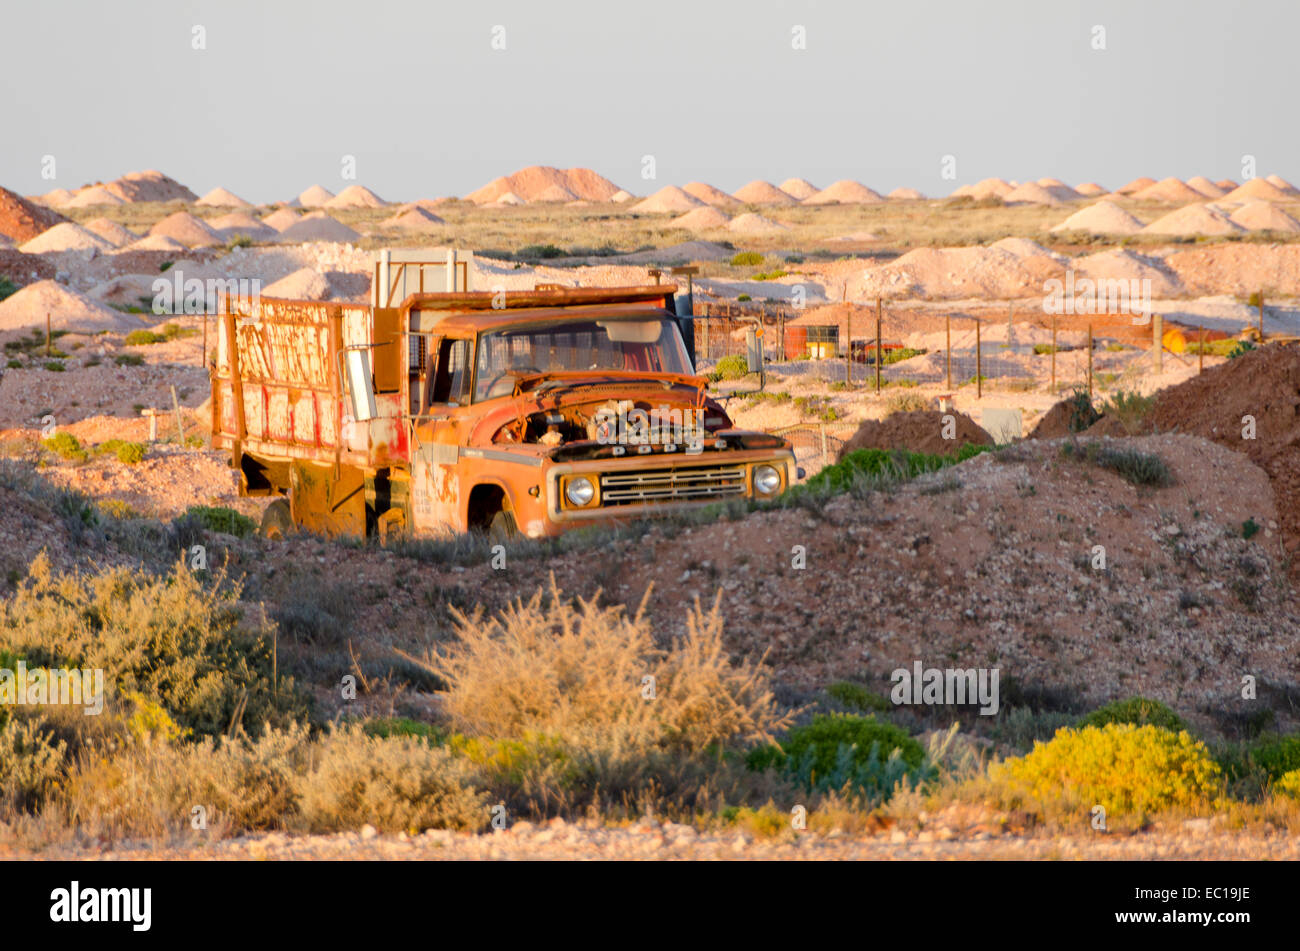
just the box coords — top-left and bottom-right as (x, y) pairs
(1141, 204), (1242, 236)
(727, 212), (787, 234)
(0, 250), (54, 289)
(466, 166), (620, 204)
(671, 207), (730, 231)
(262, 267), (331, 300)
(64, 186), (124, 208)
(324, 185), (387, 209)
(609, 190), (634, 203)
(858, 244), (1064, 300)
(0, 280), (145, 334)
(36, 188), (75, 207)
(492, 192), (525, 206)
(208, 212), (277, 241)
(888, 187), (926, 200)
(1037, 179), (1082, 201)
(1164, 244), (1300, 296)
(102, 169), (197, 203)
(967, 178), (1014, 200)
(631, 186), (704, 213)
(261, 208), (301, 231)
(838, 410), (993, 459)
(778, 178), (818, 200)
(530, 183), (578, 202)
(1229, 201), (1300, 233)
(18, 222), (114, 254)
(1223, 178), (1293, 203)
(1074, 248), (1184, 296)
(1148, 344), (1300, 562)
(82, 217), (139, 247)
(1265, 175), (1300, 197)
(732, 181), (797, 205)
(681, 182), (738, 206)
(805, 180), (884, 204)
(0, 186), (69, 243)
(1049, 200), (1144, 234)
(1002, 182), (1061, 205)
(149, 211), (222, 248)
(275, 212), (360, 244)
(1114, 176), (1156, 195)
(1132, 177), (1204, 203)
(382, 207), (445, 232)
(1216, 179), (1238, 191)
(1027, 397), (1096, 440)
(1185, 176), (1226, 198)
(1075, 182), (1108, 196)
(196, 187), (252, 208)
(296, 185), (335, 208)
(123, 234), (188, 252)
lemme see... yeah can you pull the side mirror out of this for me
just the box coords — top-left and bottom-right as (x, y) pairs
(344, 349), (377, 422)
(745, 327), (762, 373)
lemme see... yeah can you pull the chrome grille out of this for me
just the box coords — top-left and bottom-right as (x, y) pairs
(600, 464), (747, 505)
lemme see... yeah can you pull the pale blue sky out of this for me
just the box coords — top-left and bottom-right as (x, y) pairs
(1, 0), (1290, 202)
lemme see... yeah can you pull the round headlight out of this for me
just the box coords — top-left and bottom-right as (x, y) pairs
(565, 476), (595, 507)
(754, 464), (781, 496)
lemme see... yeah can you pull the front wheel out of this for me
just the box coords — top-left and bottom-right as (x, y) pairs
(260, 498), (294, 539)
(487, 508), (517, 544)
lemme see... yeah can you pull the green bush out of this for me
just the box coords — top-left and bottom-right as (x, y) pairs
(746, 714), (926, 799)
(803, 444), (992, 495)
(93, 439), (147, 465)
(1062, 441), (1174, 487)
(125, 330), (166, 346)
(1274, 769), (1300, 798)
(1102, 390), (1156, 434)
(114, 354), (144, 367)
(1244, 734), (1300, 781)
(1227, 339), (1256, 360)
(0, 277), (19, 303)
(1077, 697), (1186, 733)
(184, 505), (256, 538)
(41, 432), (86, 462)
(825, 681), (892, 713)
(730, 251), (764, 267)
(1064, 387), (1101, 432)
(708, 354), (750, 382)
(996, 724), (1221, 815)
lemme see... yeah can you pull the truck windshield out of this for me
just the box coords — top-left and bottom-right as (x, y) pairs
(473, 316), (692, 402)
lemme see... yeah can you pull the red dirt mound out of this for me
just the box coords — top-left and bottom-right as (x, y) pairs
(838, 410), (993, 459)
(1028, 397), (1096, 440)
(1148, 345), (1300, 562)
(0, 249), (56, 289)
(0, 186), (69, 243)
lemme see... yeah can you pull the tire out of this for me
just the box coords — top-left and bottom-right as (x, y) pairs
(486, 508), (517, 544)
(260, 498), (294, 540)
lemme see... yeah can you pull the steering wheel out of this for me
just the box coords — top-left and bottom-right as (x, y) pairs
(486, 366), (542, 398)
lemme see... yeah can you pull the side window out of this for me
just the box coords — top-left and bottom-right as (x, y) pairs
(431, 338), (472, 406)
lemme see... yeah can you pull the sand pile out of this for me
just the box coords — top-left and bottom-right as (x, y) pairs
(122, 234), (188, 252)
(1132, 177), (1204, 203)
(858, 244), (1063, 300)
(671, 207), (731, 231)
(465, 166), (620, 203)
(297, 185), (336, 208)
(805, 180), (884, 204)
(1049, 200), (1144, 234)
(1141, 204), (1242, 236)
(1223, 179), (1293, 203)
(778, 178), (818, 200)
(727, 213), (787, 234)
(609, 190), (634, 203)
(262, 208), (301, 231)
(1037, 178), (1082, 201)
(1265, 175), (1300, 197)
(0, 280), (145, 334)
(838, 411), (992, 459)
(196, 187), (252, 208)
(81, 218), (138, 247)
(102, 170), (197, 203)
(1148, 345), (1300, 562)
(64, 186), (125, 208)
(35, 188), (74, 207)
(631, 186), (705, 213)
(887, 187), (925, 200)
(1001, 182), (1061, 205)
(1075, 182), (1108, 196)
(1073, 247), (1184, 295)
(275, 212), (360, 243)
(494, 192), (526, 206)
(1114, 176), (1156, 195)
(149, 211), (223, 248)
(732, 181), (797, 204)
(1165, 244), (1300, 296)
(956, 178), (1013, 200)
(990, 236), (1064, 261)
(324, 185), (387, 209)
(209, 212), (277, 241)
(398, 198), (451, 213)
(530, 184), (578, 202)
(1229, 201), (1300, 232)
(1216, 179), (1238, 191)
(682, 182), (738, 206)
(383, 207), (445, 232)
(262, 267), (331, 300)
(1185, 176), (1226, 198)
(18, 222), (115, 254)
(0, 186), (70, 242)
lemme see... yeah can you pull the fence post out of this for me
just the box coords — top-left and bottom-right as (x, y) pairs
(819, 423), (828, 469)
(1258, 289), (1265, 341)
(945, 313), (952, 390)
(845, 307), (852, 387)
(1199, 326), (1205, 373)
(1152, 312), (1163, 374)
(1051, 313), (1057, 394)
(1087, 323), (1094, 400)
(875, 297), (882, 394)
(975, 319), (982, 399)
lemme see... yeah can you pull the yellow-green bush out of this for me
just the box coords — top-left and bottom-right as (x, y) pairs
(1274, 770), (1300, 799)
(995, 724), (1222, 816)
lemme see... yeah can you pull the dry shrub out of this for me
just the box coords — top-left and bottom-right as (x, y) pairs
(404, 580), (792, 815)
(0, 717), (66, 815)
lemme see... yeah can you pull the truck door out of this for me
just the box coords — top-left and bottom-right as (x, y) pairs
(410, 336), (474, 533)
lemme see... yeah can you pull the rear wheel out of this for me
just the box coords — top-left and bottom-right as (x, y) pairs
(260, 498), (294, 539)
(487, 508), (517, 544)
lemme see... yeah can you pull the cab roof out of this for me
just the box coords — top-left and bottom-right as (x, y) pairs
(401, 285), (680, 335)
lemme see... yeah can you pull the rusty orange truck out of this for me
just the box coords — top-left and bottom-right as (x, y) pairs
(210, 251), (797, 540)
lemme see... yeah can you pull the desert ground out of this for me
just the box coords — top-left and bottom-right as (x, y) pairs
(2, 167), (1299, 860)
